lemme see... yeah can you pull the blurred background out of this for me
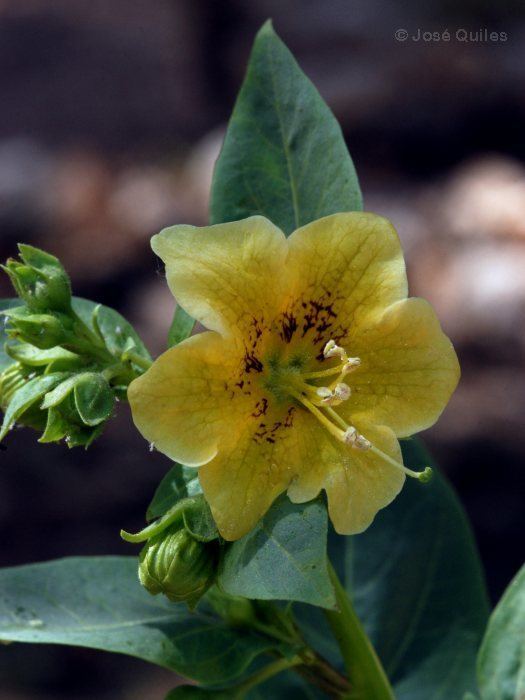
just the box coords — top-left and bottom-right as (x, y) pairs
(0, 1), (524, 697)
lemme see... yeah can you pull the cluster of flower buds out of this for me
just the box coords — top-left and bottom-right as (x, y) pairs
(0, 244), (150, 447)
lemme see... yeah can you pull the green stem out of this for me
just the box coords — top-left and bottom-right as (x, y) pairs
(121, 349), (153, 371)
(324, 563), (395, 700)
(236, 655), (302, 696)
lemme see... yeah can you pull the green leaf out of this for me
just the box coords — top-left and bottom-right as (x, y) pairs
(218, 496), (336, 610)
(294, 440), (490, 699)
(0, 556), (280, 685)
(477, 563), (525, 700)
(0, 299), (21, 372)
(0, 372), (67, 441)
(147, 464), (202, 522)
(73, 372), (115, 426)
(168, 305), (196, 348)
(210, 20), (362, 234)
(71, 297), (151, 362)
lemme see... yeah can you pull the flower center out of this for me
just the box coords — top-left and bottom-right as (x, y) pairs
(272, 340), (432, 483)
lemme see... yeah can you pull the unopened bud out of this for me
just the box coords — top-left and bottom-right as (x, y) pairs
(3, 308), (71, 349)
(3, 245), (71, 313)
(139, 526), (217, 608)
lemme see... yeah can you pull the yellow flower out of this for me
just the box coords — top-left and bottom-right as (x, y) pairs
(128, 213), (460, 541)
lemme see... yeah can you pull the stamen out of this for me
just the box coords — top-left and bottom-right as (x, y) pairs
(342, 357), (361, 374)
(316, 387), (333, 400)
(290, 383), (432, 482)
(321, 407), (432, 480)
(368, 443), (433, 482)
(302, 363), (347, 380)
(354, 434), (372, 450)
(342, 427), (370, 450)
(314, 384), (350, 407)
(342, 427), (357, 444)
(323, 340), (347, 361)
(288, 388), (346, 442)
(333, 383), (351, 401)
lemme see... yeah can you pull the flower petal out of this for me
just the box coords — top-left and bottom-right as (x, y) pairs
(128, 332), (252, 467)
(287, 417), (405, 535)
(344, 297), (460, 437)
(198, 401), (300, 540)
(152, 216), (288, 340)
(281, 212), (408, 353)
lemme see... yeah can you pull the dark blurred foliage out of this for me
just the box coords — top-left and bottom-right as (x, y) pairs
(0, 1), (524, 698)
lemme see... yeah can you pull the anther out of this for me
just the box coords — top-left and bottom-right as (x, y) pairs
(354, 434), (371, 450)
(342, 427), (357, 445)
(342, 427), (370, 450)
(323, 340), (347, 361)
(316, 387), (333, 400)
(342, 357), (361, 374)
(333, 383), (351, 401)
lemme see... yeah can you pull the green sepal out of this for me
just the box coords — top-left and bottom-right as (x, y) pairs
(39, 406), (69, 443)
(5, 342), (79, 367)
(147, 463), (202, 522)
(65, 421), (105, 449)
(73, 372), (115, 426)
(168, 306), (196, 348)
(41, 375), (78, 409)
(0, 372), (67, 441)
(183, 498), (219, 543)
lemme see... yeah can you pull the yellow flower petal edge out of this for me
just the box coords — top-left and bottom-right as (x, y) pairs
(152, 216), (289, 341)
(129, 212), (460, 540)
(128, 332), (251, 467)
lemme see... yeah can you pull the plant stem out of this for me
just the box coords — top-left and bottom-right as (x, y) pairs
(121, 350), (153, 371)
(236, 655), (302, 696)
(247, 600), (350, 697)
(324, 563), (395, 700)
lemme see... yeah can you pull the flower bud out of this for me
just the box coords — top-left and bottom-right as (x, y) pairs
(3, 307), (72, 350)
(0, 363), (47, 431)
(3, 245), (71, 313)
(10, 314), (70, 349)
(138, 526), (217, 608)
